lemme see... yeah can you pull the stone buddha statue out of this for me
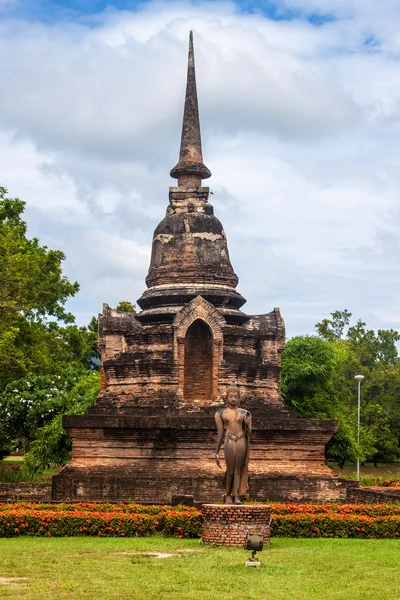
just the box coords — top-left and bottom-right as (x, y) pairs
(215, 381), (252, 504)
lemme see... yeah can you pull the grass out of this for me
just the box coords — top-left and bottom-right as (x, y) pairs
(331, 462), (400, 477)
(0, 537), (399, 600)
(330, 462), (400, 486)
(0, 468), (57, 483)
(0, 459), (58, 483)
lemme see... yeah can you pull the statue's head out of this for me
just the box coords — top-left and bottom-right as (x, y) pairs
(226, 379), (240, 408)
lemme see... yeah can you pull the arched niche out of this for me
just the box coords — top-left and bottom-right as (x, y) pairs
(183, 319), (213, 403)
(173, 296), (225, 403)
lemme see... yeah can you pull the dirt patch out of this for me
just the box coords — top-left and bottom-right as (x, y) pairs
(111, 552), (175, 559)
(0, 577), (28, 585)
(111, 549), (202, 559)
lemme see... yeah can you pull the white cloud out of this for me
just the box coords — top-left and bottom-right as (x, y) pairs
(1, 0), (400, 336)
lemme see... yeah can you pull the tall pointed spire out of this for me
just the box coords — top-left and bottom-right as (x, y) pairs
(170, 31), (211, 186)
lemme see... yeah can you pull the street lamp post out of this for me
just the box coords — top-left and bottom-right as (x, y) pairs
(354, 375), (365, 480)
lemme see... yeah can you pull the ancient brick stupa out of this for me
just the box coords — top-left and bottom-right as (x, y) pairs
(52, 33), (351, 503)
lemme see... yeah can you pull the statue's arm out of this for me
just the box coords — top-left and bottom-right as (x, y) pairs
(245, 411), (252, 436)
(214, 411), (224, 468)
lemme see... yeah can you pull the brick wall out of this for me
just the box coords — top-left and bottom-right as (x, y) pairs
(346, 486), (400, 503)
(0, 483), (51, 502)
(202, 504), (271, 546)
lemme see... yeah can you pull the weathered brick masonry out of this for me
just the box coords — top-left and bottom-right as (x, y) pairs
(52, 32), (355, 504)
(347, 486), (400, 503)
(202, 504), (271, 546)
(0, 483), (51, 502)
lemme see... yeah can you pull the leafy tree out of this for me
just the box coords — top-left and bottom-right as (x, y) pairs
(23, 371), (100, 475)
(281, 336), (336, 418)
(0, 187), (79, 323)
(315, 310), (352, 341)
(0, 188), (80, 388)
(115, 301), (137, 313)
(0, 369), (85, 450)
(283, 312), (400, 468)
(326, 420), (358, 469)
(361, 365), (400, 465)
(0, 424), (11, 460)
(316, 310), (400, 367)
(46, 318), (100, 371)
(347, 321), (400, 367)
(313, 310), (400, 467)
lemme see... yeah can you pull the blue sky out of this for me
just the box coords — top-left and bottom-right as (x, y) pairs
(1, 0), (334, 24)
(1, 0), (400, 337)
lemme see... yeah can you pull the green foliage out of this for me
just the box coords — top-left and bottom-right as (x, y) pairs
(0, 188), (84, 389)
(327, 421), (358, 468)
(339, 473), (400, 487)
(281, 336), (336, 418)
(22, 371), (100, 475)
(271, 513), (400, 539)
(283, 311), (400, 468)
(44, 317), (100, 371)
(0, 432), (11, 461)
(0, 369), (83, 449)
(0, 368), (100, 474)
(315, 309), (352, 341)
(115, 301), (137, 313)
(316, 310), (400, 367)
(0, 188), (79, 323)
(0, 467), (24, 483)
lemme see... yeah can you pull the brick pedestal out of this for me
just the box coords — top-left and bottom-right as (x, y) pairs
(201, 504), (271, 546)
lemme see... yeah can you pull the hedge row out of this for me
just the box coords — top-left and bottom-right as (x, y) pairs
(269, 502), (399, 517)
(0, 505), (200, 538)
(380, 478), (400, 488)
(0, 503), (399, 539)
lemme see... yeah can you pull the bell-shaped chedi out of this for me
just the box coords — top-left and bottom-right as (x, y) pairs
(138, 31), (246, 324)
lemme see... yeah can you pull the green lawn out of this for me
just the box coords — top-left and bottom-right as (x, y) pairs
(332, 462), (400, 478)
(0, 537), (398, 600)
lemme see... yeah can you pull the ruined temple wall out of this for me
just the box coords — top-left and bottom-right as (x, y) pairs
(219, 323), (284, 404)
(98, 303), (286, 407)
(101, 324), (177, 402)
(100, 329), (285, 406)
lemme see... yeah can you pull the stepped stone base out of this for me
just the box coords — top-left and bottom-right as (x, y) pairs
(202, 504), (271, 546)
(51, 409), (356, 504)
(52, 468), (357, 504)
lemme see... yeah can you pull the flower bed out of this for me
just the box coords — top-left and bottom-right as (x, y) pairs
(270, 503), (400, 539)
(380, 478), (400, 488)
(0, 503), (200, 538)
(0, 502), (399, 539)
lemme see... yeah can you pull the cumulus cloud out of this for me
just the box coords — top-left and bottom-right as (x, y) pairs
(0, 0), (400, 335)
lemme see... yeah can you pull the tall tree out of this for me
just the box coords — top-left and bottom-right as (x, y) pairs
(281, 335), (336, 418)
(313, 310), (400, 466)
(0, 188), (79, 323)
(0, 188), (80, 388)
